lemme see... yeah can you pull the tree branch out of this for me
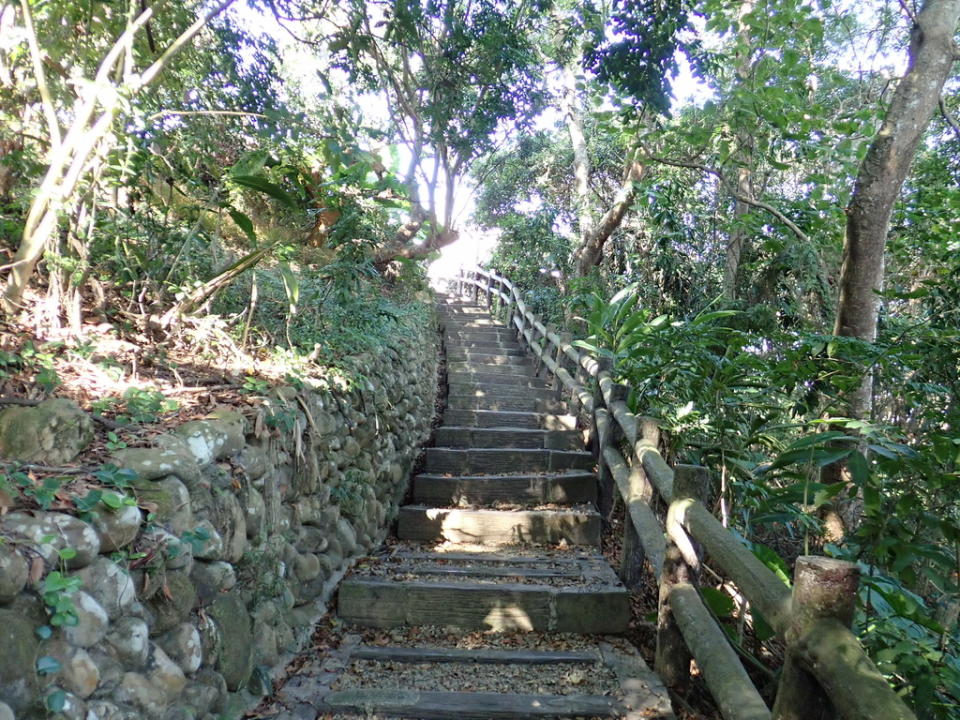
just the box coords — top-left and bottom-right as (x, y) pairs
(19, 0), (61, 151)
(939, 96), (960, 141)
(642, 153), (811, 244)
(147, 109), (268, 122)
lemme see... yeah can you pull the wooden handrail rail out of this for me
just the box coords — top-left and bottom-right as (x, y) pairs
(453, 267), (916, 720)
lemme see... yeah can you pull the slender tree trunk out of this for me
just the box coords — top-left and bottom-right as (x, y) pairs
(834, 0), (960, 420)
(821, 0), (960, 535)
(575, 159), (646, 274)
(723, 166), (751, 300)
(563, 63), (594, 249)
(723, 0), (755, 301)
(563, 62), (645, 277)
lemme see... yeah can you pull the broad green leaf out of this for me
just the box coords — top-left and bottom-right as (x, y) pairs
(700, 587), (736, 618)
(228, 209), (257, 243)
(751, 543), (791, 586)
(230, 175), (299, 208)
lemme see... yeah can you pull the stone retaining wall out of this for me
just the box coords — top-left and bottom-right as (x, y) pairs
(0, 310), (439, 720)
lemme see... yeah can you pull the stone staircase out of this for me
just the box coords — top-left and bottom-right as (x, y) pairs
(273, 296), (673, 718)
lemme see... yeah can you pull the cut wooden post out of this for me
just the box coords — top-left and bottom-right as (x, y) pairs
(656, 464), (710, 691)
(638, 416), (660, 448)
(656, 545), (693, 691)
(772, 556), (859, 720)
(620, 442), (658, 589)
(532, 322), (545, 377)
(556, 331), (572, 381)
(597, 378), (627, 519)
(620, 517), (644, 590)
(620, 416), (661, 587)
(542, 323), (558, 384)
(590, 358), (613, 463)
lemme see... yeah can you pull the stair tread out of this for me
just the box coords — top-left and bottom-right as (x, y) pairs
(397, 505), (601, 547)
(320, 688), (623, 718)
(350, 645), (600, 664)
(440, 409), (577, 430)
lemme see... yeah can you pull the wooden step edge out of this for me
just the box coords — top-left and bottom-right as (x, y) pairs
(414, 470), (594, 481)
(350, 646), (601, 665)
(396, 506), (602, 547)
(399, 504), (600, 516)
(340, 576), (623, 595)
(319, 688), (622, 718)
(380, 562), (583, 580)
(387, 550), (592, 564)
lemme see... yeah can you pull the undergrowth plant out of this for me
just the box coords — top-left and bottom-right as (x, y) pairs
(572, 283), (960, 716)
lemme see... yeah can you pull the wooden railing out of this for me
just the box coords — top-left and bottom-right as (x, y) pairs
(454, 267), (915, 720)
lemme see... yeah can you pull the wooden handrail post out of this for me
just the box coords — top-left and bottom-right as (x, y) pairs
(540, 323), (558, 382)
(516, 305), (527, 349)
(484, 277), (492, 309)
(656, 464), (710, 691)
(772, 557), (860, 720)
(456, 267), (464, 297)
(556, 331), (571, 377)
(597, 378), (628, 519)
(590, 358), (612, 456)
(620, 420), (660, 589)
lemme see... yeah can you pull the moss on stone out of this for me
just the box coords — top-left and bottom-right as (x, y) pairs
(208, 595), (253, 691)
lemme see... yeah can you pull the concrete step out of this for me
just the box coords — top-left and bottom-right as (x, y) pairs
(447, 344), (525, 356)
(423, 447), (594, 474)
(445, 352), (532, 366)
(413, 471), (597, 506)
(397, 505), (601, 546)
(445, 395), (565, 413)
(446, 361), (537, 376)
(339, 550), (625, 632)
(321, 688), (623, 718)
(434, 426), (582, 450)
(312, 645), (674, 719)
(441, 409), (577, 430)
(447, 373), (550, 389)
(447, 383), (556, 400)
(443, 318), (507, 326)
(446, 329), (518, 342)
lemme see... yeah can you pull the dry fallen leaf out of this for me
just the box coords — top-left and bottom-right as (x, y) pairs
(30, 556), (45, 583)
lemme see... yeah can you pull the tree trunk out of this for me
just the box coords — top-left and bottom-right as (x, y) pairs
(723, 167), (751, 301)
(723, 0), (755, 301)
(563, 64), (593, 252)
(563, 62), (645, 277)
(575, 159), (646, 275)
(834, 0), (960, 419)
(822, 0), (960, 526)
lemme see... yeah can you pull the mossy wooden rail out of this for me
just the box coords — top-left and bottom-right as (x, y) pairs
(455, 267), (915, 720)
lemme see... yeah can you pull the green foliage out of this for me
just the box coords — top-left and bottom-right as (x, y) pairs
(93, 389), (178, 424)
(92, 465), (138, 490)
(179, 526), (212, 555)
(42, 571), (81, 627)
(572, 282), (959, 713)
(331, 470), (368, 521)
(0, 470), (62, 511)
